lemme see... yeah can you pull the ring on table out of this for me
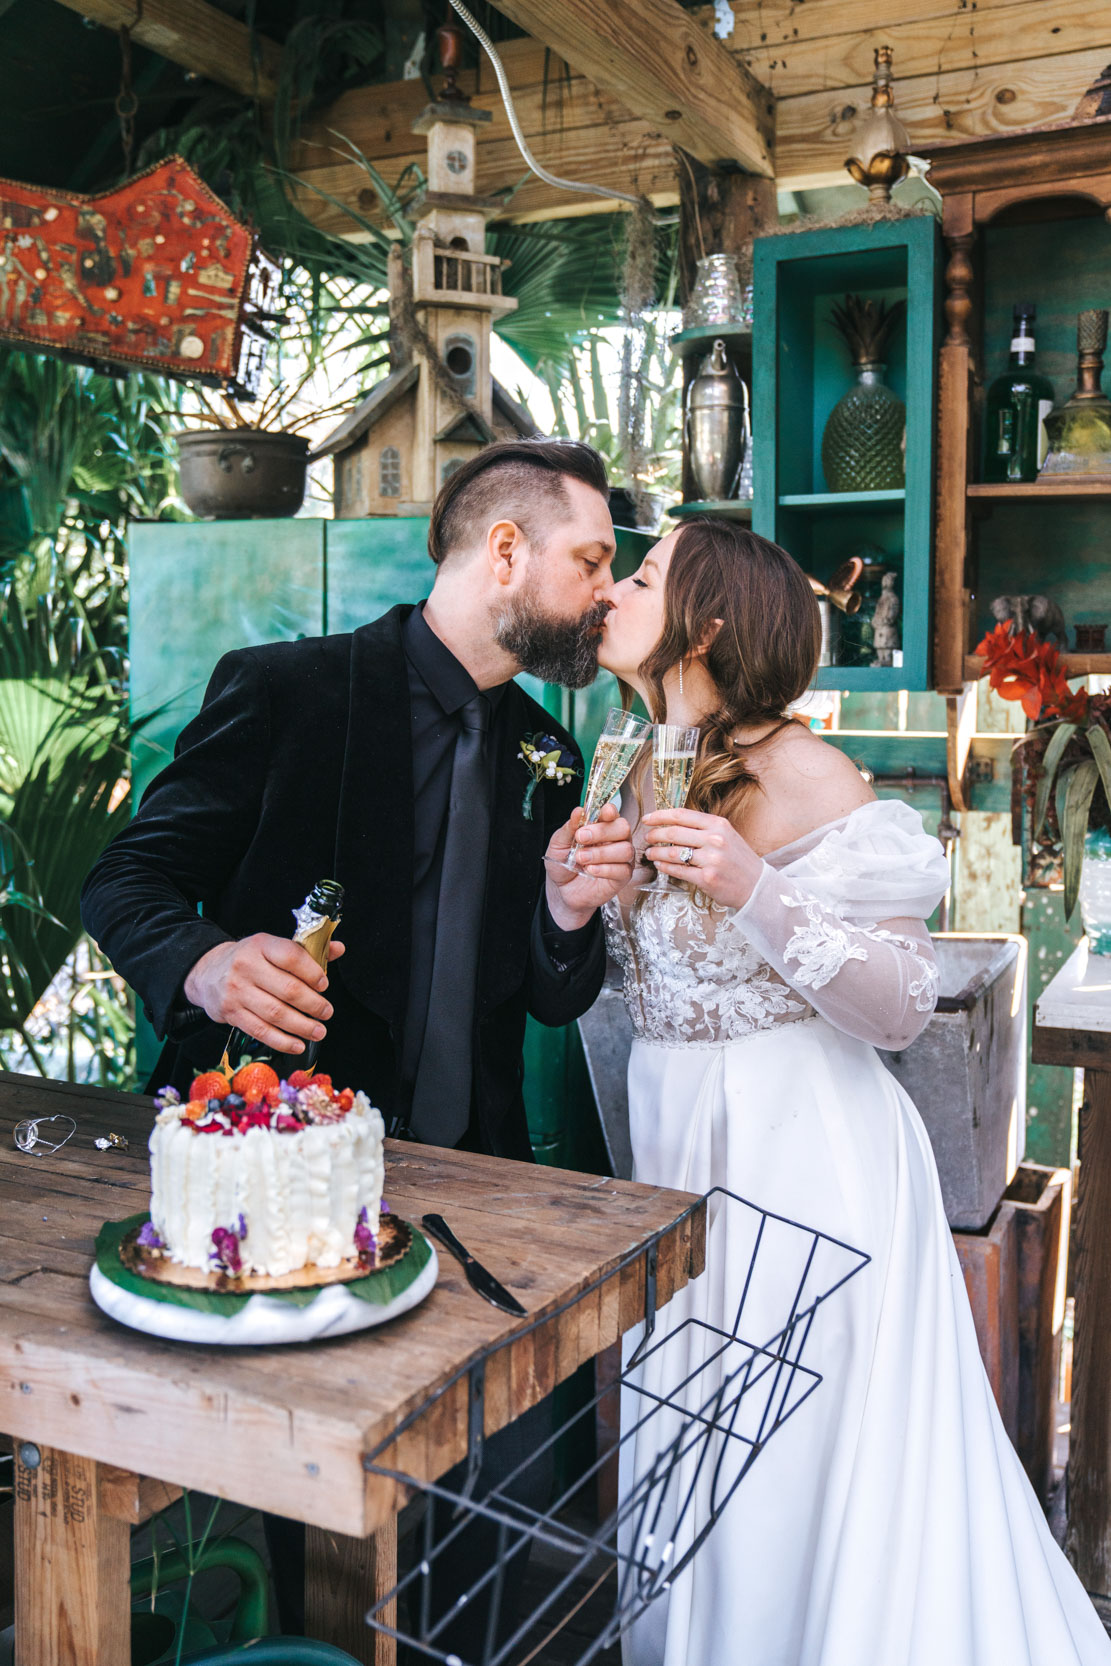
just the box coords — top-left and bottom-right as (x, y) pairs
(678, 846), (695, 865)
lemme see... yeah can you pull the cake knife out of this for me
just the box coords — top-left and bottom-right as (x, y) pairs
(421, 1214), (526, 1316)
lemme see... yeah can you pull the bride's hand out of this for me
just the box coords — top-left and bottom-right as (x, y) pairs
(642, 807), (764, 909)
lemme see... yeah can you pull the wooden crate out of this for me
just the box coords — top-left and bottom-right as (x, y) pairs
(952, 1199), (1020, 1441)
(1005, 1162), (1070, 1505)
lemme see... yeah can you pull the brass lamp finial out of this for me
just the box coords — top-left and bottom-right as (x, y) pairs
(845, 45), (911, 203)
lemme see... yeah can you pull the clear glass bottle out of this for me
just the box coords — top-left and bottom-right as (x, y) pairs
(223, 878), (344, 1073)
(982, 304), (1055, 483)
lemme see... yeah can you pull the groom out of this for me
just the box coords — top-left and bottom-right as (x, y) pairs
(80, 435), (634, 1641)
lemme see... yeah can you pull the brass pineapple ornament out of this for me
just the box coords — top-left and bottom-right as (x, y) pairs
(821, 294), (907, 492)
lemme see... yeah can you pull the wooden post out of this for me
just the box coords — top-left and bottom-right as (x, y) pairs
(306, 1519), (398, 1666)
(933, 212), (976, 695)
(13, 1443), (130, 1666)
(676, 151), (777, 307)
(1067, 1068), (1111, 1595)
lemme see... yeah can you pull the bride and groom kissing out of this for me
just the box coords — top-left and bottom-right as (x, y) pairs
(82, 438), (1111, 1665)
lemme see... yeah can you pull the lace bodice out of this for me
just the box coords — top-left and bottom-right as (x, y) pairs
(603, 799), (950, 1051)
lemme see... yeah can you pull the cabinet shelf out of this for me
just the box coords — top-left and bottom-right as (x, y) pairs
(778, 489), (905, 511)
(753, 217), (939, 693)
(963, 653), (1111, 681)
(670, 323), (752, 355)
(967, 480), (1111, 500)
(670, 498), (752, 521)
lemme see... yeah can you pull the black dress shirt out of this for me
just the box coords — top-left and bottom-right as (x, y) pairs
(398, 605), (594, 1133)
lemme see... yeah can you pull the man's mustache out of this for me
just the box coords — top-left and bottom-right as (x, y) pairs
(583, 600), (614, 633)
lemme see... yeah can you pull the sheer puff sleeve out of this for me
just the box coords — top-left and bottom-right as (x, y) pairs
(735, 800), (951, 1051)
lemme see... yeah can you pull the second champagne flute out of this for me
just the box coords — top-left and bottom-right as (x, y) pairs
(644, 722), (701, 892)
(562, 708), (653, 871)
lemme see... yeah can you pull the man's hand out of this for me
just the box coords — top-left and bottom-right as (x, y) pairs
(544, 803), (635, 929)
(183, 935), (346, 1056)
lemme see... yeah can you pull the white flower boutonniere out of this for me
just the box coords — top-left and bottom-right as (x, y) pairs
(518, 733), (581, 820)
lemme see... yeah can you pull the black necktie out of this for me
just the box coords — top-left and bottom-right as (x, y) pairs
(409, 693), (492, 1146)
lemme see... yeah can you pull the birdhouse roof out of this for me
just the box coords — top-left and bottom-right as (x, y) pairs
(311, 362), (539, 459)
(309, 361), (420, 459)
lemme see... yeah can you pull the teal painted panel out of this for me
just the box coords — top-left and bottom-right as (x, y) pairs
(129, 519), (325, 805)
(753, 217), (940, 692)
(981, 215), (1111, 418)
(128, 517), (325, 1084)
(971, 498), (1111, 643)
(1022, 887), (1082, 1168)
(324, 516), (435, 634)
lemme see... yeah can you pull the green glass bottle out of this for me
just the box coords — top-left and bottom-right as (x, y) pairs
(222, 878), (344, 1075)
(982, 304), (1055, 483)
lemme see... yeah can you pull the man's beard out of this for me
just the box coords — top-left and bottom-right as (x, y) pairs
(494, 589), (610, 689)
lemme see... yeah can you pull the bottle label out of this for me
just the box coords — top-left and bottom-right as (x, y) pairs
(1037, 398), (1053, 468)
(1011, 335), (1035, 353)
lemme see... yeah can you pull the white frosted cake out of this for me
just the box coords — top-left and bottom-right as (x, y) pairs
(146, 1066), (385, 1279)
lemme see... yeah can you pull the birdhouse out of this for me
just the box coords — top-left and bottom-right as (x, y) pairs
(314, 86), (537, 517)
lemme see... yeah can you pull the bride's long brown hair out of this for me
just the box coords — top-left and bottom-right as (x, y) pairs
(635, 519), (821, 822)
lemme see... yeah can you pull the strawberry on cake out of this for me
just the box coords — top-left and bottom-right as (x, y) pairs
(146, 1064), (386, 1280)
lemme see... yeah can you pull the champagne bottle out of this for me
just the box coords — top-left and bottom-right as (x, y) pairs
(221, 878), (344, 1077)
(982, 303), (1055, 483)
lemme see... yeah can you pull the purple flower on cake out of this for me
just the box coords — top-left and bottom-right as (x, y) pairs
(154, 1085), (181, 1110)
(354, 1205), (377, 1258)
(210, 1226), (243, 1275)
(380, 1199), (391, 1215)
(136, 1221), (165, 1250)
(236, 1213), (247, 1239)
(278, 1080), (299, 1106)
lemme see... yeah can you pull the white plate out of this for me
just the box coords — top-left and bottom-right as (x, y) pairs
(89, 1243), (438, 1345)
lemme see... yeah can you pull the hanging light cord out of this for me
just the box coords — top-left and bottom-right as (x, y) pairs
(446, 0), (645, 210)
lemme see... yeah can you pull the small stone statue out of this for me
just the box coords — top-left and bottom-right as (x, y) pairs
(871, 572), (901, 667)
(989, 594), (1068, 647)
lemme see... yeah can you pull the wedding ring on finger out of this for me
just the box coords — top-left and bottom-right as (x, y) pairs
(678, 846), (695, 866)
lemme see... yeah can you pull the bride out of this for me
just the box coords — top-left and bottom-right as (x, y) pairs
(590, 517), (1110, 1666)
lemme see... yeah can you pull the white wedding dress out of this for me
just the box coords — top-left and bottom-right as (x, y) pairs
(604, 799), (1110, 1666)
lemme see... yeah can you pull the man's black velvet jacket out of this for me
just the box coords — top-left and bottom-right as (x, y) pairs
(80, 605), (606, 1161)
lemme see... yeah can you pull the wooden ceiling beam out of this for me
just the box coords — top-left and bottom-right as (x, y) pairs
(483, 0), (774, 176)
(50, 0), (282, 102)
(290, 38), (680, 230)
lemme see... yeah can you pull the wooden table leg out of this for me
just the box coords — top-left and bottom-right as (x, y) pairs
(1067, 1067), (1111, 1595)
(13, 1442), (130, 1666)
(306, 1518), (398, 1666)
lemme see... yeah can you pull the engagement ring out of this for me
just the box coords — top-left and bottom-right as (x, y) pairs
(679, 846), (695, 865)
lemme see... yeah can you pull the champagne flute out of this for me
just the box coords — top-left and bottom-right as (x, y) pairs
(643, 722), (701, 892)
(560, 708), (653, 871)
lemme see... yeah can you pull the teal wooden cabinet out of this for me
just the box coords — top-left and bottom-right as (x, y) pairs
(752, 217), (941, 690)
(127, 516), (651, 1168)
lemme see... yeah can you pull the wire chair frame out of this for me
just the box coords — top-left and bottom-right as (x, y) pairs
(361, 1188), (869, 1666)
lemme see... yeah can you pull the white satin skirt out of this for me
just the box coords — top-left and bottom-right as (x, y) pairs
(618, 1018), (1110, 1666)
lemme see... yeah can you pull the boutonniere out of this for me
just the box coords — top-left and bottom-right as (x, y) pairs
(517, 733), (581, 820)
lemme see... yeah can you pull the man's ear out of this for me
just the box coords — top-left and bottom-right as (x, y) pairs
(487, 519), (524, 585)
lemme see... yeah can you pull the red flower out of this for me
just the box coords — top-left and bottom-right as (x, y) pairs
(974, 623), (1088, 724)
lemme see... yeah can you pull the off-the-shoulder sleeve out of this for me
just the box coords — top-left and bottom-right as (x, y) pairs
(736, 801), (950, 1050)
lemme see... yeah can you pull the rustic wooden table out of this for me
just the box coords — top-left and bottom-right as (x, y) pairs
(1034, 943), (1111, 1597)
(0, 1071), (704, 1666)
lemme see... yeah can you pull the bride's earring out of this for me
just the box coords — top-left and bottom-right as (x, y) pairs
(678, 656), (684, 697)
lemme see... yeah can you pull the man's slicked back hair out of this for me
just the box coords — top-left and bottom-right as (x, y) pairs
(428, 438), (609, 566)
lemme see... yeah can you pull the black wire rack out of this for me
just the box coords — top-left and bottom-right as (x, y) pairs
(363, 1187), (869, 1666)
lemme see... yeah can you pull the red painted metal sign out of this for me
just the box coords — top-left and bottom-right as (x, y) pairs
(0, 156), (278, 395)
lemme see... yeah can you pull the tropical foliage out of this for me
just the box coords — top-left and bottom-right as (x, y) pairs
(0, 348), (182, 1081)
